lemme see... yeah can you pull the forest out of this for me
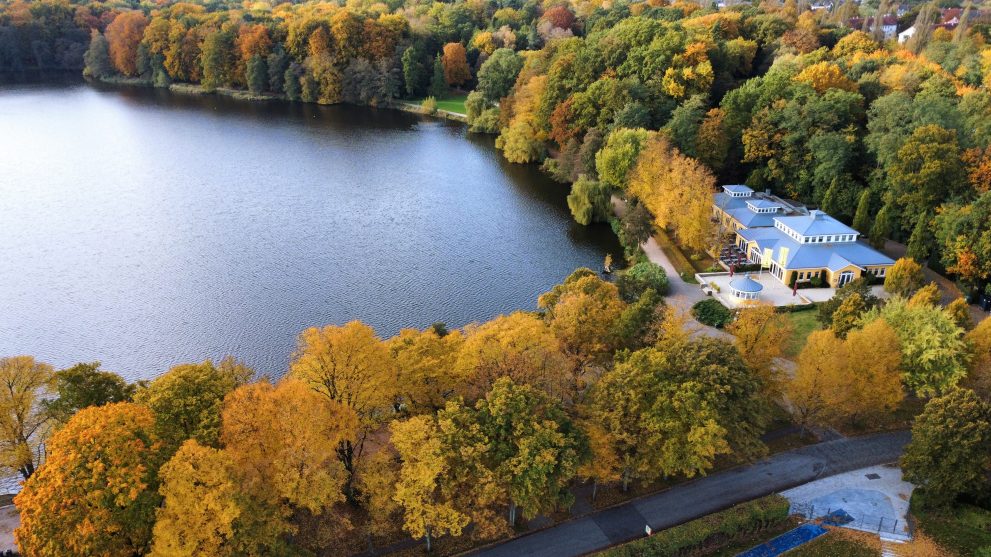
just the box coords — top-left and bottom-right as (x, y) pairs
(4, 0), (991, 553)
(1, 0), (988, 299)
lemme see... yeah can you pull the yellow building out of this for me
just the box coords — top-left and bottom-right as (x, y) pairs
(713, 185), (895, 288)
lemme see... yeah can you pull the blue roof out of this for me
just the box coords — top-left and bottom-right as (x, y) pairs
(746, 199), (780, 209)
(737, 227), (895, 270)
(774, 211), (858, 237)
(723, 185), (754, 195)
(730, 275), (763, 292)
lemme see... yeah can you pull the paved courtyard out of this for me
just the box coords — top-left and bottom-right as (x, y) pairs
(697, 272), (888, 308)
(781, 464), (913, 541)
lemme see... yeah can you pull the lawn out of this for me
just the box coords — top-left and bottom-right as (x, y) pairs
(413, 95), (467, 115)
(911, 492), (991, 556)
(782, 308), (820, 359)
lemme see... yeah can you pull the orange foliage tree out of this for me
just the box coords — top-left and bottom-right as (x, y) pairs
(15, 403), (168, 557)
(105, 11), (148, 76)
(442, 42), (471, 86)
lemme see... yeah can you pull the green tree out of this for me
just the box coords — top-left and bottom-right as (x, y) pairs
(476, 48), (523, 102)
(887, 124), (967, 223)
(852, 189), (873, 234)
(906, 214), (934, 264)
(401, 45), (427, 97)
(83, 29), (112, 78)
(567, 176), (610, 225)
(135, 358), (252, 449)
(471, 378), (586, 525)
(44, 362), (133, 426)
(428, 54), (447, 98)
(246, 54), (267, 94)
(595, 128), (652, 189)
(616, 261), (669, 301)
(860, 297), (968, 396)
(902, 388), (991, 507)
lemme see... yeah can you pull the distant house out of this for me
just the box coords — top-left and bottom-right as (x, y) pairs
(712, 185), (895, 288)
(898, 25), (916, 43)
(847, 15), (899, 39)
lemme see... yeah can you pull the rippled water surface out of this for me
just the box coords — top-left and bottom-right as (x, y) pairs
(0, 83), (619, 381)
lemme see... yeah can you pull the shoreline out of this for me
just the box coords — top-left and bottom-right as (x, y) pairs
(92, 75), (469, 123)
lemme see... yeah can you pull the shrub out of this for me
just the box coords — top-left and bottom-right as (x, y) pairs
(692, 299), (732, 328)
(422, 96), (437, 114)
(602, 495), (791, 557)
(617, 261), (670, 300)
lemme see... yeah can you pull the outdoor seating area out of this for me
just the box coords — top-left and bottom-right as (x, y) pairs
(718, 244), (749, 269)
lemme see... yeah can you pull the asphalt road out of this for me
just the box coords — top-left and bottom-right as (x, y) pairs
(465, 431), (910, 557)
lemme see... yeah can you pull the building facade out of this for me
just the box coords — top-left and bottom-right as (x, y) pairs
(712, 185), (895, 288)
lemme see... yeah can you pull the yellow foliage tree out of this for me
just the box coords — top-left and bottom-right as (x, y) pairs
(388, 327), (465, 414)
(150, 440), (242, 557)
(908, 282), (941, 308)
(221, 379), (358, 553)
(964, 317), (991, 398)
(794, 61), (857, 93)
(538, 272), (626, 397)
(289, 321), (397, 480)
(726, 303), (792, 392)
(0, 356), (54, 480)
(787, 322), (904, 429)
(885, 257), (926, 297)
(15, 403), (167, 557)
(627, 135), (717, 253)
(390, 416), (470, 552)
(455, 311), (570, 401)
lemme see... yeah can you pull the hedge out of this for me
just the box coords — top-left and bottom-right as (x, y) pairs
(600, 495), (791, 557)
(692, 298), (732, 328)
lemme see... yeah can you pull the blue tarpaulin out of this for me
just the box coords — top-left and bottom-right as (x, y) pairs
(735, 523), (829, 557)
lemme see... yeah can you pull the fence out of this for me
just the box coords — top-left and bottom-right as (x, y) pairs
(790, 502), (910, 540)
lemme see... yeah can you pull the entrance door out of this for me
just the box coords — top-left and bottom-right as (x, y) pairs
(837, 271), (854, 287)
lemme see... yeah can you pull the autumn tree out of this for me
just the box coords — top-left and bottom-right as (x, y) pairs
(289, 321), (397, 485)
(150, 440), (242, 557)
(727, 303), (792, 391)
(0, 356), (54, 480)
(390, 415), (469, 551)
(589, 338), (767, 490)
(884, 258), (926, 297)
(135, 358), (251, 449)
(902, 388), (991, 507)
(794, 61), (857, 93)
(105, 11), (148, 76)
(456, 311), (570, 401)
(15, 403), (168, 557)
(388, 326), (464, 414)
(476, 48), (523, 102)
(888, 125), (967, 221)
(627, 135), (717, 253)
(908, 282), (941, 308)
(964, 317), (991, 398)
(221, 379), (358, 553)
(831, 292), (866, 339)
(595, 128), (652, 189)
(466, 378), (585, 525)
(538, 270), (626, 397)
(44, 361), (133, 426)
(860, 297), (968, 396)
(441, 42), (471, 87)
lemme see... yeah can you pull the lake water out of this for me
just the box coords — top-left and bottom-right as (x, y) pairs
(0, 83), (620, 381)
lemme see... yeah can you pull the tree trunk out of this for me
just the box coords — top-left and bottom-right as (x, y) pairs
(425, 527), (432, 553)
(508, 501), (517, 526)
(592, 479), (598, 502)
(622, 469), (630, 492)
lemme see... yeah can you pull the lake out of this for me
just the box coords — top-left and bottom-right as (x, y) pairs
(0, 82), (620, 381)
